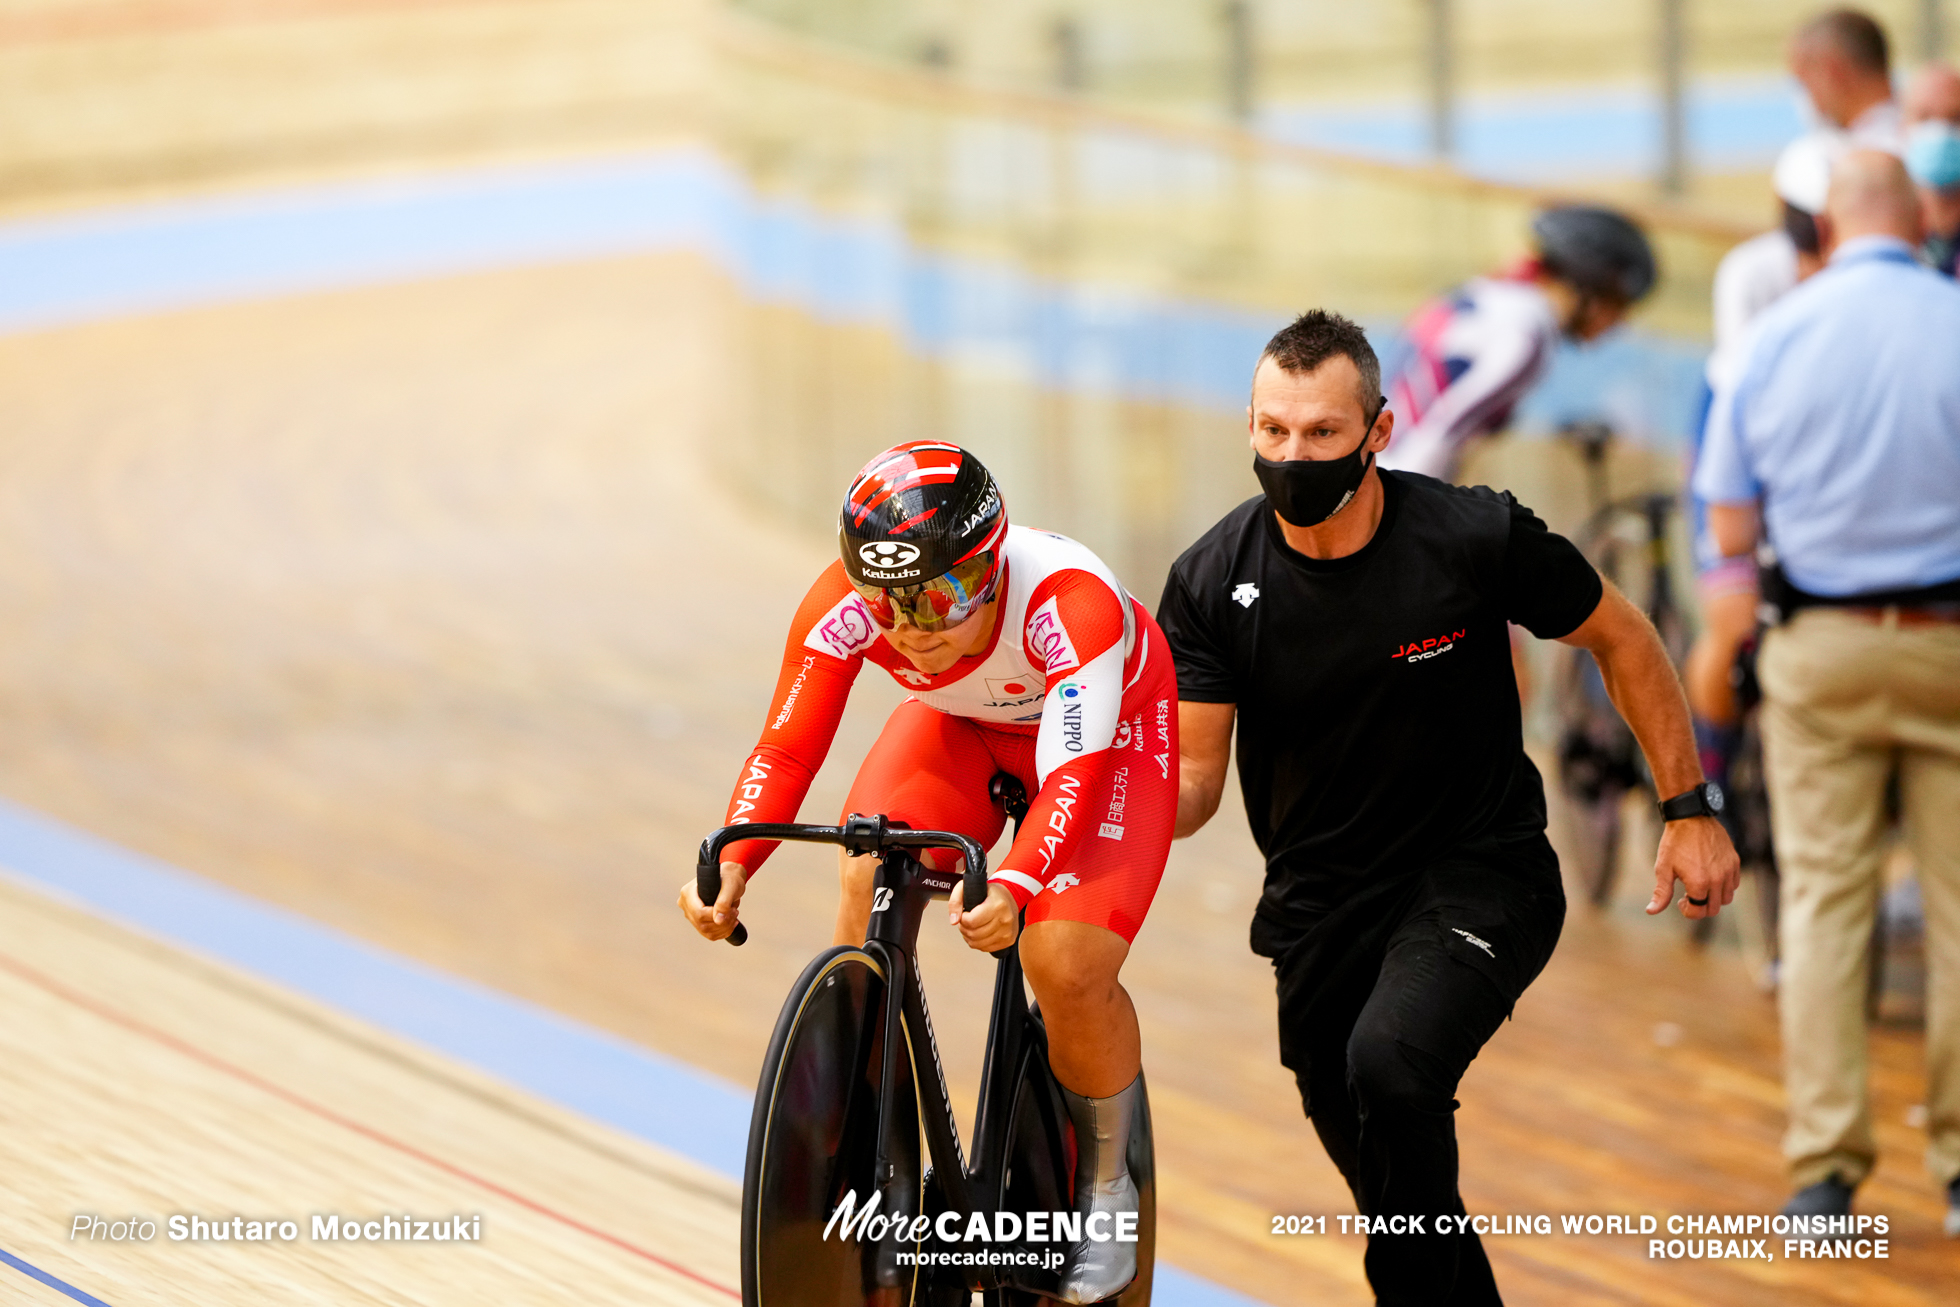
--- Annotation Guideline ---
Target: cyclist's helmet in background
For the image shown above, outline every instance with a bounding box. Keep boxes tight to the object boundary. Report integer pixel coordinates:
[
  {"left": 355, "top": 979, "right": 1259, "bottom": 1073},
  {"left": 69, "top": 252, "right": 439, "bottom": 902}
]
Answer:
[
  {"left": 1531, "top": 205, "right": 1658, "bottom": 305},
  {"left": 840, "top": 441, "right": 1007, "bottom": 632}
]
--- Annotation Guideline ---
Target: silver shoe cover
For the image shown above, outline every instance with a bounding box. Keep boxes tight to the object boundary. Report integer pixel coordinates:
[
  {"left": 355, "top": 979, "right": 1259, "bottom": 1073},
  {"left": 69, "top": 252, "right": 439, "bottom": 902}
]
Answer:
[{"left": 1055, "top": 1075, "right": 1141, "bottom": 1304}]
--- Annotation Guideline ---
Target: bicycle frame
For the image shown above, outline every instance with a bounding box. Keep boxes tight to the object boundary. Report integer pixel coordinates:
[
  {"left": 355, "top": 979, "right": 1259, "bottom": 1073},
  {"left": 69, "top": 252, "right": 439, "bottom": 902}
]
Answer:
[{"left": 698, "top": 814, "right": 1056, "bottom": 1294}]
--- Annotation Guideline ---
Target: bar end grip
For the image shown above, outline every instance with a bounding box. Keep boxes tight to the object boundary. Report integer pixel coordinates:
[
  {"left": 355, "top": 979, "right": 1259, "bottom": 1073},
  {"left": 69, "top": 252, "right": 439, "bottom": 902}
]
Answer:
[
  {"left": 963, "top": 863, "right": 987, "bottom": 914},
  {"left": 697, "top": 855, "right": 748, "bottom": 947}
]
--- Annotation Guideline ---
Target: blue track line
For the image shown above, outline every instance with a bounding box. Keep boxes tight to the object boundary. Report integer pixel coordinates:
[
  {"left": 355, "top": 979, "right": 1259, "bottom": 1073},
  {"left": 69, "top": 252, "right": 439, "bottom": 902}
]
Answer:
[
  {"left": 0, "top": 798, "right": 753, "bottom": 1179},
  {"left": 0, "top": 798, "right": 1269, "bottom": 1307},
  {"left": 0, "top": 1246, "right": 116, "bottom": 1307},
  {"left": 0, "top": 146, "right": 1710, "bottom": 444}
]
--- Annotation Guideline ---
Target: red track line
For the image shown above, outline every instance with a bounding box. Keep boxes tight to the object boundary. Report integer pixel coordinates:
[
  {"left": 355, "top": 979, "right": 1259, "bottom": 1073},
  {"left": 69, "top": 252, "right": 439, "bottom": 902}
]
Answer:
[{"left": 0, "top": 950, "right": 741, "bottom": 1302}]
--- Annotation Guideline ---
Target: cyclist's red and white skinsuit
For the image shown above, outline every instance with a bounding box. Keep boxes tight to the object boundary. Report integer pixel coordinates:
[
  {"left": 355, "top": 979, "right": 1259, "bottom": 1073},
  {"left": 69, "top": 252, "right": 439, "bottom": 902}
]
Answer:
[
  {"left": 1379, "top": 267, "right": 1558, "bottom": 481},
  {"left": 721, "top": 526, "right": 1178, "bottom": 943}
]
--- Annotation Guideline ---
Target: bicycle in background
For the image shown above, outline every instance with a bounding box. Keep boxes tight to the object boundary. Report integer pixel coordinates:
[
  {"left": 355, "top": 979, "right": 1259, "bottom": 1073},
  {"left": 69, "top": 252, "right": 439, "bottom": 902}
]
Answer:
[
  {"left": 1551, "top": 421, "right": 1790, "bottom": 956},
  {"left": 1552, "top": 422, "right": 1692, "bottom": 915}
]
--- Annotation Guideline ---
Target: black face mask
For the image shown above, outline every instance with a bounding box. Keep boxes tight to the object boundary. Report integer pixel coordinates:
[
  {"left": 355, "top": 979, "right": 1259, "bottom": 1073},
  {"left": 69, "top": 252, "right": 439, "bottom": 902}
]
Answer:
[{"left": 1253, "top": 396, "right": 1385, "bottom": 527}]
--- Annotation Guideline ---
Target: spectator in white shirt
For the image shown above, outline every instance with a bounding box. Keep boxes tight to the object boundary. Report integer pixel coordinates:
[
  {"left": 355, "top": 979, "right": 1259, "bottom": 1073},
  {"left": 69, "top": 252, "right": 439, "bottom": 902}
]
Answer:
[{"left": 1684, "top": 136, "right": 1833, "bottom": 733}]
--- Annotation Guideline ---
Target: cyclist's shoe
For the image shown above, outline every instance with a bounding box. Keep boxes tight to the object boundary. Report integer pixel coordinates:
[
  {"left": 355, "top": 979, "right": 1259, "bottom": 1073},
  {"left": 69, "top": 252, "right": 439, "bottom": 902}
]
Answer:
[
  {"left": 1944, "top": 1176, "right": 1960, "bottom": 1239},
  {"left": 1056, "top": 1076, "right": 1141, "bottom": 1305},
  {"left": 1780, "top": 1174, "right": 1855, "bottom": 1218}
]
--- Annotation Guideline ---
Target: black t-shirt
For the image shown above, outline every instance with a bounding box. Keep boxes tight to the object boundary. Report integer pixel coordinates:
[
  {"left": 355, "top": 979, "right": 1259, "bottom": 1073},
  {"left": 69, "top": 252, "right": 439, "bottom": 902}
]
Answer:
[{"left": 1157, "top": 470, "right": 1601, "bottom": 940}]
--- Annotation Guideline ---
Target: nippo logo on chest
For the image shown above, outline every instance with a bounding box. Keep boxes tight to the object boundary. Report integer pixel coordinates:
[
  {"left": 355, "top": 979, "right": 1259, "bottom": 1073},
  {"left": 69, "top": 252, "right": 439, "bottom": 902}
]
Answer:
[{"left": 1393, "top": 628, "right": 1468, "bottom": 663}]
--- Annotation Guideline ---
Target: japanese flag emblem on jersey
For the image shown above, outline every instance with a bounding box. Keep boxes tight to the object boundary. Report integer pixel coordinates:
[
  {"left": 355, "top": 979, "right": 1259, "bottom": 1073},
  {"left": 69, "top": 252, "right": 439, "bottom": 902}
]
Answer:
[
  {"left": 1024, "top": 596, "right": 1081, "bottom": 674},
  {"left": 804, "top": 593, "right": 881, "bottom": 661}
]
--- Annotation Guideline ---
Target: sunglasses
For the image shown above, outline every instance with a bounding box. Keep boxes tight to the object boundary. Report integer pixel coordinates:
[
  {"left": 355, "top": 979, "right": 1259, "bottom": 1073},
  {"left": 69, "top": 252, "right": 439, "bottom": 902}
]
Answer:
[{"left": 851, "top": 552, "right": 999, "bottom": 633}]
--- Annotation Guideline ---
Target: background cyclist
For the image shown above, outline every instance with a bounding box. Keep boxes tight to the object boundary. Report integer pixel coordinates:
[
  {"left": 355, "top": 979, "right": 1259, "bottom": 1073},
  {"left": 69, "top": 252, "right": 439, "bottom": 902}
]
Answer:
[
  {"left": 1376, "top": 204, "right": 1657, "bottom": 484},
  {"left": 677, "top": 441, "right": 1177, "bottom": 1304}
]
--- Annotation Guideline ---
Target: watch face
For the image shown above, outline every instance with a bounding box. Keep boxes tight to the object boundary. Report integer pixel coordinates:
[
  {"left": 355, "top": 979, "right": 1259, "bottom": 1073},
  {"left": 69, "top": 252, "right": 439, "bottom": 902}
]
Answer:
[{"left": 1705, "top": 782, "right": 1726, "bottom": 814}]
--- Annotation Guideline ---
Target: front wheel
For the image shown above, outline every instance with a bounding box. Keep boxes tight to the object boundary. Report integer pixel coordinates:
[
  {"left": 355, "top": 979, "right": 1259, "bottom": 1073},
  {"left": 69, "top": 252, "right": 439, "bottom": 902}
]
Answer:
[{"left": 744, "top": 947, "right": 925, "bottom": 1307}]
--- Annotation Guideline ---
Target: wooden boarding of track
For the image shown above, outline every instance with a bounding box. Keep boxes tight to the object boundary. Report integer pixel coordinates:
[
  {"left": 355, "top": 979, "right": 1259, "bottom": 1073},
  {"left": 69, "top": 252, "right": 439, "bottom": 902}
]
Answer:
[
  {"left": 0, "top": 254, "right": 1950, "bottom": 1305},
  {"left": 0, "top": 873, "right": 740, "bottom": 1307}
]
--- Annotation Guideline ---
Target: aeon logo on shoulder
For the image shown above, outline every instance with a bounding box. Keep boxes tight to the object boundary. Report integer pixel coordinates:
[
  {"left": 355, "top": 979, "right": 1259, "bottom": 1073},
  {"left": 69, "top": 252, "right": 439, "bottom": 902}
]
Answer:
[
  {"left": 1025, "top": 597, "right": 1080, "bottom": 673},
  {"left": 1394, "top": 628, "right": 1468, "bottom": 663},
  {"left": 805, "top": 594, "right": 881, "bottom": 661}
]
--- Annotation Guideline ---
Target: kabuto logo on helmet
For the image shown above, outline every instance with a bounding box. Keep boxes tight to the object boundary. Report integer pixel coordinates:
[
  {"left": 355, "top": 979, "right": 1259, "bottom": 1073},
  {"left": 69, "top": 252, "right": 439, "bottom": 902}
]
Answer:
[{"left": 859, "top": 541, "right": 921, "bottom": 568}]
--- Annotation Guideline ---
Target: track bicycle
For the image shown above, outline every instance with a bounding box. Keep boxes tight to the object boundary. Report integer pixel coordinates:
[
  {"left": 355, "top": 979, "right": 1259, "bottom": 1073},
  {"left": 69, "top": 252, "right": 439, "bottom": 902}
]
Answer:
[
  {"left": 696, "top": 778, "right": 1155, "bottom": 1307},
  {"left": 1723, "top": 635, "right": 1782, "bottom": 987},
  {"left": 1552, "top": 422, "right": 1691, "bottom": 912},
  {"left": 1551, "top": 422, "right": 1786, "bottom": 950}
]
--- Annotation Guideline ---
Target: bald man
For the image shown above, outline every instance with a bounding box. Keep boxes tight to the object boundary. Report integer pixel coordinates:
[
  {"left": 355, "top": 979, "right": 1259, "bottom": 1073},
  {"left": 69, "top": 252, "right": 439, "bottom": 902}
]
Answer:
[
  {"left": 1789, "top": 9, "right": 1901, "bottom": 150},
  {"left": 1905, "top": 63, "right": 1960, "bottom": 275},
  {"left": 1819, "top": 147, "right": 1925, "bottom": 235},
  {"left": 1695, "top": 151, "right": 1960, "bottom": 1235}
]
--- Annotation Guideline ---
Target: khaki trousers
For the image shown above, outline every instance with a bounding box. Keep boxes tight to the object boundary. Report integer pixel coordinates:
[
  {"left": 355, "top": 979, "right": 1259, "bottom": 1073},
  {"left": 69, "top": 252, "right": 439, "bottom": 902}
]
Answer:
[{"left": 1760, "top": 608, "right": 1960, "bottom": 1190}]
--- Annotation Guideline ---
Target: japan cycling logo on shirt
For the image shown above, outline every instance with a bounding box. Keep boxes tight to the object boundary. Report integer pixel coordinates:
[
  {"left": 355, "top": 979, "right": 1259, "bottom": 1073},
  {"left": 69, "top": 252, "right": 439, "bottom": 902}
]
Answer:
[
  {"left": 804, "top": 593, "right": 882, "bottom": 661},
  {"left": 1393, "top": 627, "right": 1468, "bottom": 663},
  {"left": 1024, "top": 597, "right": 1080, "bottom": 674}
]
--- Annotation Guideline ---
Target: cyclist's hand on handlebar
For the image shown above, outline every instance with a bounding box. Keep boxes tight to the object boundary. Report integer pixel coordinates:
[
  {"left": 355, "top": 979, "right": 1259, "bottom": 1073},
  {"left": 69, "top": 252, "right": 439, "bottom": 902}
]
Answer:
[
  {"left": 951, "top": 881, "right": 1019, "bottom": 953},
  {"left": 1648, "top": 816, "right": 1741, "bottom": 921},
  {"left": 680, "top": 862, "right": 748, "bottom": 941}
]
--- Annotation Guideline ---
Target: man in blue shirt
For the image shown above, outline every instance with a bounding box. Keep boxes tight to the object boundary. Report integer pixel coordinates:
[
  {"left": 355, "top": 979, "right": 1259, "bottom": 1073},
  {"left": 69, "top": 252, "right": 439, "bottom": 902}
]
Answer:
[{"left": 1696, "top": 149, "right": 1960, "bottom": 1234}]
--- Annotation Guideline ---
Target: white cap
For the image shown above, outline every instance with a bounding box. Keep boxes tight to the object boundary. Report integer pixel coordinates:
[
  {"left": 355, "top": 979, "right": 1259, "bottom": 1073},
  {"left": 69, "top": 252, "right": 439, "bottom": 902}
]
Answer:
[{"left": 1773, "top": 133, "right": 1836, "bottom": 214}]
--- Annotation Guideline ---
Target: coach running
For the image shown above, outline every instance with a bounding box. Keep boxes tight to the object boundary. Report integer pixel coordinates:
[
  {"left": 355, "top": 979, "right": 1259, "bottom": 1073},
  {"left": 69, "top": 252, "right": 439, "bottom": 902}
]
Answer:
[{"left": 1159, "top": 306, "right": 1739, "bottom": 1304}]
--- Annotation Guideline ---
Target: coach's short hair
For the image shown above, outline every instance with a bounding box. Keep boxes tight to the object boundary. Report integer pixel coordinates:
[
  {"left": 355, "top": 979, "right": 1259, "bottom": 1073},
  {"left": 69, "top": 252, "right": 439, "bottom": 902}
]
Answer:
[
  {"left": 1799, "top": 9, "right": 1890, "bottom": 77},
  {"left": 1257, "top": 310, "right": 1381, "bottom": 407}
]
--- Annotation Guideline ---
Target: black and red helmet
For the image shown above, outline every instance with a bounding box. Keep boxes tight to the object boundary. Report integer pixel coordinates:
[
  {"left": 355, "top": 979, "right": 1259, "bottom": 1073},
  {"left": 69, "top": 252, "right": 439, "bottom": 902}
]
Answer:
[{"left": 840, "top": 441, "right": 1007, "bottom": 631}]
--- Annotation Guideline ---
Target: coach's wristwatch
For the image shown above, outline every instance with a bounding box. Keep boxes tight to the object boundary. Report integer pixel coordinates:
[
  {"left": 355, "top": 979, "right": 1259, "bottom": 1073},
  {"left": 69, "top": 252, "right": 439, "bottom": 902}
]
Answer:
[{"left": 1658, "top": 781, "right": 1725, "bottom": 822}]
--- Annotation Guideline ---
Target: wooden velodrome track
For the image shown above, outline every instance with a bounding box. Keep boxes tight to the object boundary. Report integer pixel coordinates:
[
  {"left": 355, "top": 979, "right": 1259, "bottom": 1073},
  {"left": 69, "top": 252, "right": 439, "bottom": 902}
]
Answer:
[
  {"left": 0, "top": 872, "right": 741, "bottom": 1306},
  {"left": 0, "top": 250, "right": 1948, "bottom": 1305}
]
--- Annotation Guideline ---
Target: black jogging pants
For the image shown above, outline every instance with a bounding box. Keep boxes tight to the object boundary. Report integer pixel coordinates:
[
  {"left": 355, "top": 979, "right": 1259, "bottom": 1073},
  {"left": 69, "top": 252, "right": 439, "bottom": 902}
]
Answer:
[{"left": 1272, "top": 841, "right": 1565, "bottom": 1307}]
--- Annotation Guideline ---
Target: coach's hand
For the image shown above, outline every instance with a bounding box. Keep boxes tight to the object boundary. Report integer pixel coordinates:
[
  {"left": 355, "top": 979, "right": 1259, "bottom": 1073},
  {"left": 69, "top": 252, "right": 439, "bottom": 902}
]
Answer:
[
  {"left": 679, "top": 862, "right": 747, "bottom": 941},
  {"left": 952, "top": 881, "right": 1020, "bottom": 953},
  {"left": 1647, "top": 816, "right": 1741, "bottom": 920}
]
